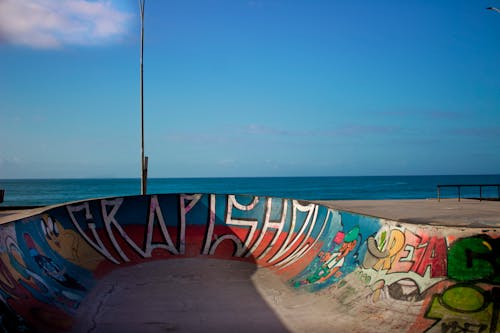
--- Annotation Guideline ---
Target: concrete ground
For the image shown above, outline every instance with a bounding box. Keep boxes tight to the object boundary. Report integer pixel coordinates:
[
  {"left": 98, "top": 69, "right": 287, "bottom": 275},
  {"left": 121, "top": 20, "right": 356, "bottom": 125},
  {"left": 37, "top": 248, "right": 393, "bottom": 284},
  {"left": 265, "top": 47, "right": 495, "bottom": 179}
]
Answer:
[
  {"left": 71, "top": 258, "right": 421, "bottom": 333},
  {"left": 316, "top": 198, "right": 500, "bottom": 228}
]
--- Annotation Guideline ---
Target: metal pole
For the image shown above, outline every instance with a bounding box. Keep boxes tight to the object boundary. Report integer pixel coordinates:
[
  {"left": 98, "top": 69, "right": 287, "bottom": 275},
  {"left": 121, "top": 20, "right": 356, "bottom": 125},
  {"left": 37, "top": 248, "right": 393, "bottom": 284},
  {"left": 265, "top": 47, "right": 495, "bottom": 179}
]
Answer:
[{"left": 139, "top": 0, "right": 147, "bottom": 195}]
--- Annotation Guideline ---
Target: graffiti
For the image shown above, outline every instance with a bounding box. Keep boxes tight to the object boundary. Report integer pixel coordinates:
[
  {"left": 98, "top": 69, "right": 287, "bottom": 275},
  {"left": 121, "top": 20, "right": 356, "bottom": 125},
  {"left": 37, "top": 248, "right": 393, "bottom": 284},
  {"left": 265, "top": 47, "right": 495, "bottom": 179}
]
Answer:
[
  {"left": 65, "top": 194, "right": 333, "bottom": 269},
  {"left": 363, "top": 228, "right": 447, "bottom": 279},
  {"left": 421, "top": 235, "right": 500, "bottom": 333},
  {"left": 1, "top": 193, "right": 499, "bottom": 333},
  {"left": 290, "top": 211, "right": 381, "bottom": 291},
  {"left": 362, "top": 276, "right": 431, "bottom": 303},
  {"left": 358, "top": 226, "right": 448, "bottom": 303},
  {"left": 40, "top": 214, "right": 102, "bottom": 271},
  {"left": 16, "top": 232, "right": 88, "bottom": 310},
  {"left": 448, "top": 235, "right": 500, "bottom": 284},
  {"left": 23, "top": 233, "right": 85, "bottom": 292},
  {"left": 0, "top": 223, "right": 91, "bottom": 331},
  {"left": 425, "top": 284, "right": 500, "bottom": 333},
  {"left": 357, "top": 231, "right": 500, "bottom": 331},
  {"left": 67, "top": 196, "right": 181, "bottom": 264},
  {"left": 363, "top": 228, "right": 405, "bottom": 271},
  {"left": 440, "top": 322, "right": 487, "bottom": 333},
  {"left": 207, "top": 196, "right": 333, "bottom": 268},
  {"left": 294, "top": 226, "right": 359, "bottom": 286},
  {"left": 0, "top": 227, "right": 27, "bottom": 301},
  {"left": 387, "top": 278, "right": 428, "bottom": 302}
]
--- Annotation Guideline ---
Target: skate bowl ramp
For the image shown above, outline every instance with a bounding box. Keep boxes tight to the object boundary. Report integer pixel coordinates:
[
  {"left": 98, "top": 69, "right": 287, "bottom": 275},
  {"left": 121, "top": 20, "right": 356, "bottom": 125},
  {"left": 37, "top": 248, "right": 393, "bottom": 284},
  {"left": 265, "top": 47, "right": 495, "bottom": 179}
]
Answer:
[{"left": 0, "top": 193, "right": 499, "bottom": 332}]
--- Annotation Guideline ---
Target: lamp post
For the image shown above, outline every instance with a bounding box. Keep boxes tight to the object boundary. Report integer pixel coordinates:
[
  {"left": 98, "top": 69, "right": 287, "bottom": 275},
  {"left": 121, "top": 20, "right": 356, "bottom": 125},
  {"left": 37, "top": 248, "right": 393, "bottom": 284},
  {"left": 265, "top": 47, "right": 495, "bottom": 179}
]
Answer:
[{"left": 139, "top": 0, "right": 148, "bottom": 195}]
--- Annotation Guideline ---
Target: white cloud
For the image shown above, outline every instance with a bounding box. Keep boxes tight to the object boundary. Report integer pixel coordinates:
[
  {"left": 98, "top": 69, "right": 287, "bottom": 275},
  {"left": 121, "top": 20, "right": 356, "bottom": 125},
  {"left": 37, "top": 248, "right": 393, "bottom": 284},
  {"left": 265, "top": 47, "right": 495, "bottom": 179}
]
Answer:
[{"left": 0, "top": 0, "right": 132, "bottom": 49}]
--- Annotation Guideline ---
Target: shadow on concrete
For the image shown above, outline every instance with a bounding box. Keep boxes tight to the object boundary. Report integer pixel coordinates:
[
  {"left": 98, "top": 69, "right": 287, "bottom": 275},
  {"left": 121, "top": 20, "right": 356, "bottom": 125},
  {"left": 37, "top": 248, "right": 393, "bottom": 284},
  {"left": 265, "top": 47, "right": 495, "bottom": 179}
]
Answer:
[{"left": 72, "top": 258, "right": 290, "bottom": 333}]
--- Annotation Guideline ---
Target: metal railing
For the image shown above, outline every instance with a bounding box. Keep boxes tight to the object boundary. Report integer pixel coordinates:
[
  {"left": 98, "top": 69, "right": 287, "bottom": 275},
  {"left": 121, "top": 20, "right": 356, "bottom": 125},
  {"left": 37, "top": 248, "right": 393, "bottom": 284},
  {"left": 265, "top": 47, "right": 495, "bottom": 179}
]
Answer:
[{"left": 437, "top": 184, "right": 500, "bottom": 202}]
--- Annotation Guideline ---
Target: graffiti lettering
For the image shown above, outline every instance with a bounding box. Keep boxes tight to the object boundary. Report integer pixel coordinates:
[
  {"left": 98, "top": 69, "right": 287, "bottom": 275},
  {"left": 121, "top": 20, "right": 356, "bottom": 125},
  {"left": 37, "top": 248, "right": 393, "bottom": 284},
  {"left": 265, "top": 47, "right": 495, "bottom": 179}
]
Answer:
[
  {"left": 425, "top": 284, "right": 499, "bottom": 333},
  {"left": 412, "top": 236, "right": 447, "bottom": 278},
  {"left": 208, "top": 195, "right": 260, "bottom": 257},
  {"left": 67, "top": 195, "right": 331, "bottom": 269},
  {"left": 448, "top": 235, "right": 500, "bottom": 284},
  {"left": 205, "top": 196, "right": 332, "bottom": 269},
  {"left": 364, "top": 229, "right": 405, "bottom": 271},
  {"left": 364, "top": 229, "right": 447, "bottom": 279},
  {"left": 441, "top": 321, "right": 487, "bottom": 333},
  {"left": 68, "top": 195, "right": 182, "bottom": 264},
  {"left": 266, "top": 200, "right": 324, "bottom": 268},
  {"left": 67, "top": 202, "right": 120, "bottom": 264}
]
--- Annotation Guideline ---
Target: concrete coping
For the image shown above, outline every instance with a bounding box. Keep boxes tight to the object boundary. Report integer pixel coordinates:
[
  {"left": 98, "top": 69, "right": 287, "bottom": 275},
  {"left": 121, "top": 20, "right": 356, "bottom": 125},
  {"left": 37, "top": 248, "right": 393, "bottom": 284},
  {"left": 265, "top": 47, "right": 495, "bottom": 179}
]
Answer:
[{"left": 2, "top": 197, "right": 499, "bottom": 229}]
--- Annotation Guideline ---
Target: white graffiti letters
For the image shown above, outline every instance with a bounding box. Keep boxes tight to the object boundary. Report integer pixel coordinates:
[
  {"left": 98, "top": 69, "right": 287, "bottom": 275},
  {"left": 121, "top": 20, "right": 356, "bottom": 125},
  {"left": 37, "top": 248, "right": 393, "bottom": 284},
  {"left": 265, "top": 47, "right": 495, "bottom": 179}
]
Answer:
[
  {"left": 67, "top": 195, "right": 181, "bottom": 264},
  {"left": 66, "top": 195, "right": 330, "bottom": 267}
]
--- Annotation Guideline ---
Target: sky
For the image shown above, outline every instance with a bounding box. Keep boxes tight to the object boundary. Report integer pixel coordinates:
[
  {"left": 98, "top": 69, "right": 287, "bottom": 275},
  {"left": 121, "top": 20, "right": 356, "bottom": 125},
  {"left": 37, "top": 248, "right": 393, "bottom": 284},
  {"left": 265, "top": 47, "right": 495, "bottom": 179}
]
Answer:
[{"left": 0, "top": 0, "right": 500, "bottom": 179}]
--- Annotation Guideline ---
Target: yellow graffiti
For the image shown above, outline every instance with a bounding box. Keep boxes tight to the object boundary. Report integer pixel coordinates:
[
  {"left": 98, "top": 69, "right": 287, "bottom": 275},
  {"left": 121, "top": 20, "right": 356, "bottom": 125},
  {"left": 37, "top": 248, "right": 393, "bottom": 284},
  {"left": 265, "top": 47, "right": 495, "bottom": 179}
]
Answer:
[
  {"left": 372, "top": 229, "right": 405, "bottom": 271},
  {"left": 483, "top": 241, "right": 493, "bottom": 251},
  {"left": 41, "top": 215, "right": 103, "bottom": 271}
]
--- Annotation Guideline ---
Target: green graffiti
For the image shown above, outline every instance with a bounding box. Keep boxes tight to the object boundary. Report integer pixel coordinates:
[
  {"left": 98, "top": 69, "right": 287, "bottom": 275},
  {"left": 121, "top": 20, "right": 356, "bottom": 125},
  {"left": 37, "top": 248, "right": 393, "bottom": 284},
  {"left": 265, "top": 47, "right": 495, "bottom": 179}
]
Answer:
[
  {"left": 378, "top": 230, "right": 387, "bottom": 250},
  {"left": 441, "top": 285, "right": 485, "bottom": 312},
  {"left": 305, "top": 266, "right": 332, "bottom": 284},
  {"left": 448, "top": 236, "right": 500, "bottom": 284},
  {"left": 293, "top": 226, "right": 360, "bottom": 288},
  {"left": 425, "top": 284, "right": 498, "bottom": 333},
  {"left": 344, "top": 226, "right": 360, "bottom": 243}
]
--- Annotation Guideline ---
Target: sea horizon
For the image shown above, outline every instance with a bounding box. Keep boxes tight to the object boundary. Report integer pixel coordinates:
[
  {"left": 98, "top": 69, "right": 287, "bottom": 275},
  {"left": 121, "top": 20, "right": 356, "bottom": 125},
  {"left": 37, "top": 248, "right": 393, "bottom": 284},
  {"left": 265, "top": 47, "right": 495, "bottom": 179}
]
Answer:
[
  {"left": 2, "top": 173, "right": 500, "bottom": 181},
  {"left": 1, "top": 174, "right": 499, "bottom": 207}
]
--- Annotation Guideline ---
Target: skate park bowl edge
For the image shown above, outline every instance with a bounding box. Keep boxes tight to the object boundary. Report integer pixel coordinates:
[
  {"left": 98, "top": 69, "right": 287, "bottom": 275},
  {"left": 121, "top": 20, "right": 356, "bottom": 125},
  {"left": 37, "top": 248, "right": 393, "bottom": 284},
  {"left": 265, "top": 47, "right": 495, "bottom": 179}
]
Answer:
[{"left": 0, "top": 193, "right": 499, "bottom": 332}]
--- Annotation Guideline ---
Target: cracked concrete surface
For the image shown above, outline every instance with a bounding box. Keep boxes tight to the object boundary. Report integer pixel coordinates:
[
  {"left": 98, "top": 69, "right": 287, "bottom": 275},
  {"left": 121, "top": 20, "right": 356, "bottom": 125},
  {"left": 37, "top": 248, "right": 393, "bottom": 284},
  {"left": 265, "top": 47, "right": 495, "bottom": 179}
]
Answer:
[
  {"left": 72, "top": 259, "right": 290, "bottom": 333},
  {"left": 86, "top": 284, "right": 116, "bottom": 333},
  {"left": 71, "top": 258, "right": 424, "bottom": 333}
]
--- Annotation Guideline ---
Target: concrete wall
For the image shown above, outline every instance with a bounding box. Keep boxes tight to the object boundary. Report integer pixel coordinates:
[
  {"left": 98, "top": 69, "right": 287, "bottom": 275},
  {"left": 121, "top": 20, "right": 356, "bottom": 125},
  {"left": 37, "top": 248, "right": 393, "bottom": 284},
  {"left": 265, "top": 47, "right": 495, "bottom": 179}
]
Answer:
[{"left": 0, "top": 194, "right": 498, "bottom": 332}]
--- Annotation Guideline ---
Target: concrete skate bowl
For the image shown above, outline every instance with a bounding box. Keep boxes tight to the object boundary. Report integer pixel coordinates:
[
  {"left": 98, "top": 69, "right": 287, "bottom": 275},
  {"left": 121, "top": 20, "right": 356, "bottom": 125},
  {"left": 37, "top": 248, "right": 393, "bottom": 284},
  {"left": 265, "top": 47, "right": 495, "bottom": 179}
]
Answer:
[{"left": 0, "top": 193, "right": 499, "bottom": 333}]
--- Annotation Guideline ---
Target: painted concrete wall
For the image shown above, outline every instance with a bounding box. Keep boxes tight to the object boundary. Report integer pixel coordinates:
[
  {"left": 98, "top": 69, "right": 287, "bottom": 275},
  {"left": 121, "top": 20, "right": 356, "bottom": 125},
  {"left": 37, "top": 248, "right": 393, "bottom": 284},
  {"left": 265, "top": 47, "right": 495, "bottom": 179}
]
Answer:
[{"left": 0, "top": 194, "right": 498, "bottom": 332}]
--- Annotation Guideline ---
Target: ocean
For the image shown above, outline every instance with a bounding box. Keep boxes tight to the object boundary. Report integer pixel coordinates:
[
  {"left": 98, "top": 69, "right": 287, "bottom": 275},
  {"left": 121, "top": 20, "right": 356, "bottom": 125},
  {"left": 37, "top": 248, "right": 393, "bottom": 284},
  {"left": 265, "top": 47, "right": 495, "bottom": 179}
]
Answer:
[{"left": 1, "top": 175, "right": 499, "bottom": 207}]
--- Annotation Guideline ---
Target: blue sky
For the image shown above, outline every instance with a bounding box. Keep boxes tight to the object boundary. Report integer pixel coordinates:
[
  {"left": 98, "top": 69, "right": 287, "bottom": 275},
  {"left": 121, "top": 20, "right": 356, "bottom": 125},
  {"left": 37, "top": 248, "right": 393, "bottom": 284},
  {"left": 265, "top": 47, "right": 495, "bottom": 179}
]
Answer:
[{"left": 1, "top": 0, "right": 499, "bottom": 178}]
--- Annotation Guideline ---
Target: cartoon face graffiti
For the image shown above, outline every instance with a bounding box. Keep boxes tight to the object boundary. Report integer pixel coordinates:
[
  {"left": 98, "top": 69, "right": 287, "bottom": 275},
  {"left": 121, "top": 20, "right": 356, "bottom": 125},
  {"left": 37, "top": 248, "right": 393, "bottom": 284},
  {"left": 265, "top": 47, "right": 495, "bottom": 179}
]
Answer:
[{"left": 40, "top": 215, "right": 102, "bottom": 271}]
